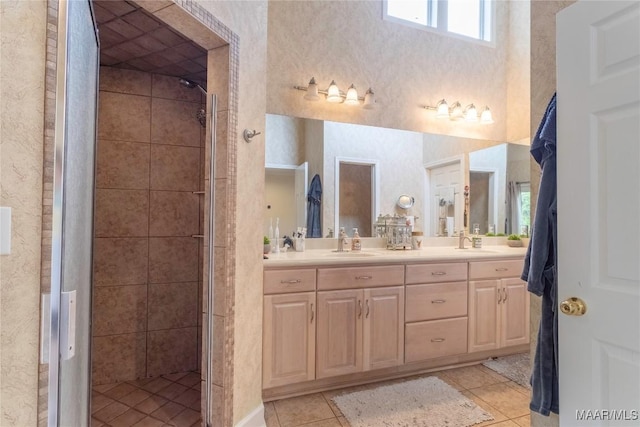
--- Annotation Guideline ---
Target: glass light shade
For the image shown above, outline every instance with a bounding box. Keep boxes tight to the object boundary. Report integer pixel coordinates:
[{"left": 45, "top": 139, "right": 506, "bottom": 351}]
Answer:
[
  {"left": 303, "top": 77, "right": 320, "bottom": 101},
  {"left": 326, "top": 80, "right": 342, "bottom": 103},
  {"left": 465, "top": 104, "right": 478, "bottom": 122},
  {"left": 363, "top": 88, "right": 375, "bottom": 109},
  {"left": 435, "top": 99, "right": 449, "bottom": 118},
  {"left": 450, "top": 102, "right": 463, "bottom": 119},
  {"left": 480, "top": 106, "right": 494, "bottom": 123},
  {"left": 344, "top": 84, "right": 359, "bottom": 105}
]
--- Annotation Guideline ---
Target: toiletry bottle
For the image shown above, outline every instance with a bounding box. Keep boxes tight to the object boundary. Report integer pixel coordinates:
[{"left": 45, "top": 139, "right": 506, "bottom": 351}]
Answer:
[
  {"left": 351, "top": 228, "right": 361, "bottom": 251},
  {"left": 274, "top": 217, "right": 280, "bottom": 254},
  {"left": 269, "top": 217, "right": 274, "bottom": 241}
]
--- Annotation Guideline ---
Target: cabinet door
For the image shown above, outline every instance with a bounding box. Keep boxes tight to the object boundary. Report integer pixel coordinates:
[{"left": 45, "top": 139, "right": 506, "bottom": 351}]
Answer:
[
  {"left": 263, "top": 292, "right": 315, "bottom": 388},
  {"left": 468, "top": 280, "right": 500, "bottom": 352},
  {"left": 500, "top": 278, "right": 530, "bottom": 347},
  {"left": 316, "top": 289, "right": 363, "bottom": 379},
  {"left": 363, "top": 286, "right": 405, "bottom": 371}
]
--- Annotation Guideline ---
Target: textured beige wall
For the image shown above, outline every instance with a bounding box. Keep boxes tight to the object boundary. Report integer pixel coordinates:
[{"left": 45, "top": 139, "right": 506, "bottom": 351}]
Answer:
[
  {"left": 529, "top": 1, "right": 576, "bottom": 425},
  {"left": 507, "top": 0, "right": 531, "bottom": 142},
  {"left": 196, "top": 1, "right": 269, "bottom": 424},
  {"left": 267, "top": 0, "right": 517, "bottom": 141},
  {"left": 0, "top": 1, "right": 46, "bottom": 425}
]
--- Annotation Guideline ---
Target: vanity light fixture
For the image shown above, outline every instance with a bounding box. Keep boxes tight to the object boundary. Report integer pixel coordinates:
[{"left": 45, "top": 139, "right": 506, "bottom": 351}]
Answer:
[
  {"left": 294, "top": 77, "right": 376, "bottom": 108},
  {"left": 424, "top": 99, "right": 494, "bottom": 124}
]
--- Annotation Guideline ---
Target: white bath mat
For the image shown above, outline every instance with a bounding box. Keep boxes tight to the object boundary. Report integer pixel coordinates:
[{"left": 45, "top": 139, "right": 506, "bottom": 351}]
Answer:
[
  {"left": 332, "top": 376, "right": 494, "bottom": 427},
  {"left": 482, "top": 352, "right": 531, "bottom": 389}
]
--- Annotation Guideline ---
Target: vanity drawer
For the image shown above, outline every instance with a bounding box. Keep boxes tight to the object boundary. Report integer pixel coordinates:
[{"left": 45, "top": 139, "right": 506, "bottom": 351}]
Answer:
[
  {"left": 405, "top": 262, "right": 467, "bottom": 284},
  {"left": 264, "top": 269, "right": 316, "bottom": 294},
  {"left": 405, "top": 282, "right": 468, "bottom": 322},
  {"left": 317, "top": 265, "right": 404, "bottom": 291},
  {"left": 405, "top": 317, "right": 468, "bottom": 363},
  {"left": 469, "top": 259, "right": 524, "bottom": 280}
]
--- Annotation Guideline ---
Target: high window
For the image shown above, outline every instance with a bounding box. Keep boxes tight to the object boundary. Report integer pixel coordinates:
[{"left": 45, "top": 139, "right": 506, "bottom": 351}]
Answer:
[{"left": 384, "top": 0, "right": 494, "bottom": 43}]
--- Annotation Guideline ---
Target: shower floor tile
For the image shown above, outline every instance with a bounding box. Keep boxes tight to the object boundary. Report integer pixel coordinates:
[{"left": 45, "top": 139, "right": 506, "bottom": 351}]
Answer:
[{"left": 92, "top": 371, "right": 201, "bottom": 427}]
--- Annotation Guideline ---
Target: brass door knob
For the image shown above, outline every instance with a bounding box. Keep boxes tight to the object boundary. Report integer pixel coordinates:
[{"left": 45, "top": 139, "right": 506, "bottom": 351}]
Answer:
[{"left": 560, "top": 297, "right": 587, "bottom": 316}]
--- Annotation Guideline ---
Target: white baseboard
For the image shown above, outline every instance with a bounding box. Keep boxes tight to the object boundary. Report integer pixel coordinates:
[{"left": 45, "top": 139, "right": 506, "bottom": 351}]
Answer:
[{"left": 235, "top": 403, "right": 265, "bottom": 427}]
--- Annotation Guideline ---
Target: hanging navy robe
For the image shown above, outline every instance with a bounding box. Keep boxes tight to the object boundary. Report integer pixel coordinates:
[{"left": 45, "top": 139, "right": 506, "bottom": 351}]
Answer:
[
  {"left": 306, "top": 174, "right": 322, "bottom": 238},
  {"left": 522, "top": 93, "right": 559, "bottom": 416}
]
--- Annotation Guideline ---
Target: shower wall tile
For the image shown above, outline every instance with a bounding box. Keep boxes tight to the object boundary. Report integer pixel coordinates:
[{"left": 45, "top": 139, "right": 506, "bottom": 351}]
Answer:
[
  {"left": 152, "top": 73, "right": 202, "bottom": 102},
  {"left": 148, "top": 282, "right": 198, "bottom": 330},
  {"left": 96, "top": 139, "right": 150, "bottom": 189},
  {"left": 148, "top": 237, "right": 199, "bottom": 283},
  {"left": 149, "top": 191, "right": 199, "bottom": 237},
  {"left": 99, "top": 66, "right": 152, "bottom": 96},
  {"left": 212, "top": 247, "right": 227, "bottom": 316},
  {"left": 94, "top": 189, "right": 149, "bottom": 237},
  {"left": 92, "top": 333, "right": 147, "bottom": 385},
  {"left": 211, "top": 315, "right": 225, "bottom": 386},
  {"left": 214, "top": 110, "right": 228, "bottom": 179},
  {"left": 93, "top": 285, "right": 148, "bottom": 336},
  {"left": 149, "top": 144, "right": 200, "bottom": 191},
  {"left": 147, "top": 328, "right": 198, "bottom": 377},
  {"left": 151, "top": 98, "right": 201, "bottom": 147},
  {"left": 213, "top": 179, "right": 228, "bottom": 247},
  {"left": 207, "top": 45, "right": 229, "bottom": 111},
  {"left": 98, "top": 92, "right": 151, "bottom": 142},
  {"left": 94, "top": 237, "right": 148, "bottom": 286}
]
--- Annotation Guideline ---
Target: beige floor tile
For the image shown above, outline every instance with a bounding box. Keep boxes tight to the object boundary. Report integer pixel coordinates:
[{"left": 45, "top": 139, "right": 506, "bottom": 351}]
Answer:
[
  {"left": 119, "top": 388, "right": 153, "bottom": 407},
  {"left": 273, "top": 393, "right": 336, "bottom": 427},
  {"left": 503, "top": 380, "right": 531, "bottom": 397},
  {"left": 176, "top": 372, "right": 201, "bottom": 387},
  {"left": 91, "top": 417, "right": 105, "bottom": 427},
  {"left": 468, "top": 382, "right": 530, "bottom": 419},
  {"left": 135, "top": 395, "right": 169, "bottom": 415},
  {"left": 93, "top": 401, "right": 130, "bottom": 423},
  {"left": 485, "top": 421, "right": 519, "bottom": 427},
  {"left": 460, "top": 390, "right": 509, "bottom": 427},
  {"left": 94, "top": 383, "right": 119, "bottom": 393},
  {"left": 92, "top": 393, "right": 116, "bottom": 413},
  {"left": 264, "top": 401, "right": 280, "bottom": 427},
  {"left": 156, "top": 382, "right": 189, "bottom": 400},
  {"left": 150, "top": 401, "right": 186, "bottom": 422},
  {"left": 478, "top": 364, "right": 516, "bottom": 383},
  {"left": 513, "top": 414, "right": 531, "bottom": 427},
  {"left": 166, "top": 408, "right": 200, "bottom": 427},
  {"left": 442, "top": 365, "right": 507, "bottom": 390},
  {"left": 109, "top": 408, "right": 147, "bottom": 427},
  {"left": 104, "top": 382, "right": 139, "bottom": 400},
  {"left": 337, "top": 416, "right": 349, "bottom": 426},
  {"left": 141, "top": 377, "right": 173, "bottom": 394},
  {"left": 301, "top": 418, "right": 342, "bottom": 427},
  {"left": 132, "top": 416, "right": 166, "bottom": 427}
]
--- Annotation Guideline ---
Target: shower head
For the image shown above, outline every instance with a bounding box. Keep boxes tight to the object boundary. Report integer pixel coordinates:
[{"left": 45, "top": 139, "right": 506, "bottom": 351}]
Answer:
[{"left": 179, "top": 78, "right": 207, "bottom": 96}]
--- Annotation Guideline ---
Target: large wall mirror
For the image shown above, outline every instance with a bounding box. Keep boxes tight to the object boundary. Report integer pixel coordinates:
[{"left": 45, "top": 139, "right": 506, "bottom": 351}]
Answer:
[{"left": 265, "top": 114, "right": 530, "bottom": 239}]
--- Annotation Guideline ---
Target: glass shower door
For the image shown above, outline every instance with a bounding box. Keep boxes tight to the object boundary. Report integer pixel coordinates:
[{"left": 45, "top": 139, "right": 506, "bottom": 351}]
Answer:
[{"left": 47, "top": 0, "right": 99, "bottom": 425}]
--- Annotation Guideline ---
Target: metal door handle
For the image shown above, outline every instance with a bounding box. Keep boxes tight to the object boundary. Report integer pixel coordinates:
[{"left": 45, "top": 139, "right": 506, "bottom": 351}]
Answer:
[{"left": 560, "top": 297, "right": 587, "bottom": 316}]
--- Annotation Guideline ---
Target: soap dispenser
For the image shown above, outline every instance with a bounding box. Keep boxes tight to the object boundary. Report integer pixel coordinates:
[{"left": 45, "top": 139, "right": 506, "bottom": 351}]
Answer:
[{"left": 351, "top": 228, "right": 361, "bottom": 251}]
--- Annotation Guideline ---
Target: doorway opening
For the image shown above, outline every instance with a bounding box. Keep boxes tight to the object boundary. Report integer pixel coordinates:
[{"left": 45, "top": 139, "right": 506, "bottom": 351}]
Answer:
[{"left": 335, "top": 158, "right": 379, "bottom": 238}]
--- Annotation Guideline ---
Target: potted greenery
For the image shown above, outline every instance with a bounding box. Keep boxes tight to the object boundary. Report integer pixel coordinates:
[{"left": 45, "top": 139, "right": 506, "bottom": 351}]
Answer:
[
  {"left": 263, "top": 236, "right": 271, "bottom": 254},
  {"left": 507, "top": 234, "right": 523, "bottom": 247}
]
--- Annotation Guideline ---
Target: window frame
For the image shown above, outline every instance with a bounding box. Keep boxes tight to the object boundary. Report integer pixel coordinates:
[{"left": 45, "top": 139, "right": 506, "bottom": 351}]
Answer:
[{"left": 382, "top": 0, "right": 496, "bottom": 47}]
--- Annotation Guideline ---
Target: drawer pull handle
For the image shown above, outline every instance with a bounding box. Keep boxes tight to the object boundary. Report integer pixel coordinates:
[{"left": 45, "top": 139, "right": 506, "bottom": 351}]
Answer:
[
  {"left": 497, "top": 288, "right": 503, "bottom": 304},
  {"left": 310, "top": 303, "right": 314, "bottom": 323},
  {"left": 365, "top": 299, "right": 370, "bottom": 318},
  {"left": 503, "top": 288, "right": 508, "bottom": 302},
  {"left": 356, "top": 275, "right": 372, "bottom": 280},
  {"left": 431, "top": 272, "right": 447, "bottom": 276},
  {"left": 431, "top": 338, "right": 446, "bottom": 343},
  {"left": 431, "top": 299, "right": 446, "bottom": 304},
  {"left": 358, "top": 300, "right": 363, "bottom": 318},
  {"left": 280, "top": 279, "right": 302, "bottom": 284},
  {"left": 495, "top": 268, "right": 509, "bottom": 272}
]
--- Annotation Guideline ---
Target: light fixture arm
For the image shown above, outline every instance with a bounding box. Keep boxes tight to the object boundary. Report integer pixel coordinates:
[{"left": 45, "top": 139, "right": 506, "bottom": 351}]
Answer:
[{"left": 294, "top": 85, "right": 370, "bottom": 102}]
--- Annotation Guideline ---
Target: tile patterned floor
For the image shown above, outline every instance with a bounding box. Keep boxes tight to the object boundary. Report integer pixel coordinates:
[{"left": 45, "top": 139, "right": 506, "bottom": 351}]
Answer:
[
  {"left": 265, "top": 364, "right": 532, "bottom": 427},
  {"left": 91, "top": 371, "right": 202, "bottom": 427}
]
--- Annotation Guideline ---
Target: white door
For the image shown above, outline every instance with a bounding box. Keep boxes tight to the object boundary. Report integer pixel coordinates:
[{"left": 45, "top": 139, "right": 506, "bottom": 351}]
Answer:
[
  {"left": 295, "top": 161, "right": 308, "bottom": 230},
  {"left": 557, "top": 1, "right": 640, "bottom": 424},
  {"left": 429, "top": 162, "right": 463, "bottom": 235}
]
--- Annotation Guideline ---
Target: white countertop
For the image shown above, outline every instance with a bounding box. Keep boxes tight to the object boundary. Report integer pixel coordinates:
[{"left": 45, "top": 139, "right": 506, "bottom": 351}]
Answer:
[{"left": 263, "top": 244, "right": 527, "bottom": 268}]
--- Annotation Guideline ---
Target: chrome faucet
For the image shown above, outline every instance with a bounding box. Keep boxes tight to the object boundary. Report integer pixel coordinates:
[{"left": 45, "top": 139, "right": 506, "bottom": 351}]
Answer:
[{"left": 458, "top": 229, "right": 473, "bottom": 249}]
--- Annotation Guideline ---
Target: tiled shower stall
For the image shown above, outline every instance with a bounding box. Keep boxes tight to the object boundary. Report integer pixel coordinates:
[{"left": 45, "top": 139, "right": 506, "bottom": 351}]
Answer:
[{"left": 92, "top": 66, "right": 206, "bottom": 385}]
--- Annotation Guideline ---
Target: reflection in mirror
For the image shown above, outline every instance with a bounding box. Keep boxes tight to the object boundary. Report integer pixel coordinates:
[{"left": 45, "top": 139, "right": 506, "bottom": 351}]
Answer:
[
  {"left": 397, "top": 195, "right": 415, "bottom": 209},
  {"left": 336, "top": 160, "right": 378, "bottom": 237},
  {"left": 264, "top": 114, "right": 530, "bottom": 238}
]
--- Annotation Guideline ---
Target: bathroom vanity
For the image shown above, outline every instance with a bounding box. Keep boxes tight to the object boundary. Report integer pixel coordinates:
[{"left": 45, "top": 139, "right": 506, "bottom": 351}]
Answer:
[{"left": 262, "top": 245, "right": 529, "bottom": 400}]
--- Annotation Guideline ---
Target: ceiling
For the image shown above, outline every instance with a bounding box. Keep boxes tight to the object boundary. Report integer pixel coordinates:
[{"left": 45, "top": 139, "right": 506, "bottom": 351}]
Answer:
[{"left": 93, "top": 0, "right": 208, "bottom": 84}]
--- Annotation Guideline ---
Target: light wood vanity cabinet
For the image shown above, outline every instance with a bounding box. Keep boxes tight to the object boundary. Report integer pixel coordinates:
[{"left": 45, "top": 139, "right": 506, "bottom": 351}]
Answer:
[
  {"left": 316, "top": 266, "right": 405, "bottom": 379},
  {"left": 404, "top": 262, "right": 469, "bottom": 363},
  {"left": 468, "top": 260, "right": 530, "bottom": 353},
  {"left": 263, "top": 269, "right": 317, "bottom": 388}
]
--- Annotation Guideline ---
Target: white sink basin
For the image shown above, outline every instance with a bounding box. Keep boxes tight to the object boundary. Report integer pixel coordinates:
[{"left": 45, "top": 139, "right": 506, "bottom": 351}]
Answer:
[{"left": 324, "top": 251, "right": 378, "bottom": 257}]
